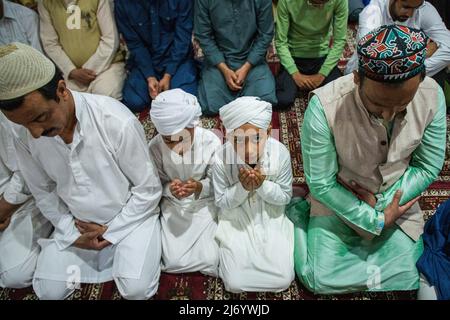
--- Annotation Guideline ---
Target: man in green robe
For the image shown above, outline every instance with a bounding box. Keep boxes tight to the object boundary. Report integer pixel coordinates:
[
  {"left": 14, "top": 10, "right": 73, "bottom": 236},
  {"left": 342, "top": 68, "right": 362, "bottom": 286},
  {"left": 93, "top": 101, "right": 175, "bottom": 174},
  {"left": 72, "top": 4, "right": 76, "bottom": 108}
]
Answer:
[
  {"left": 288, "top": 25, "right": 447, "bottom": 294},
  {"left": 194, "top": 0, "right": 277, "bottom": 116}
]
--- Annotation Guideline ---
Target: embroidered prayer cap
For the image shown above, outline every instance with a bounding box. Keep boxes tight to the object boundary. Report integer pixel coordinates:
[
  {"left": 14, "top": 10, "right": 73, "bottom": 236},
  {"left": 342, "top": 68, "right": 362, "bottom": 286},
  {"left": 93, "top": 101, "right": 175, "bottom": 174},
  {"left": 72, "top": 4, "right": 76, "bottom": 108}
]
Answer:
[
  {"left": 357, "top": 25, "right": 428, "bottom": 83},
  {"left": 0, "top": 42, "right": 56, "bottom": 100}
]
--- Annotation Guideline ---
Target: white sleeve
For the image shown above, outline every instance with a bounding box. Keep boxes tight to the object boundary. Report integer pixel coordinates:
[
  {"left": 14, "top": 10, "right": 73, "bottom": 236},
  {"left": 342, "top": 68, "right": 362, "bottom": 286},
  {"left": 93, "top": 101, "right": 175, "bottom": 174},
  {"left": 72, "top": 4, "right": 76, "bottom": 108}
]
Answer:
[
  {"left": 148, "top": 137, "right": 176, "bottom": 200},
  {"left": 37, "top": 0, "right": 77, "bottom": 78},
  {"left": 102, "top": 118, "right": 162, "bottom": 244},
  {"left": 212, "top": 153, "right": 249, "bottom": 210},
  {"left": 420, "top": 4, "right": 450, "bottom": 77},
  {"left": 256, "top": 148, "right": 293, "bottom": 206},
  {"left": 13, "top": 135, "right": 80, "bottom": 250},
  {"left": 357, "top": 4, "right": 383, "bottom": 41},
  {"left": 82, "top": 0, "right": 120, "bottom": 74}
]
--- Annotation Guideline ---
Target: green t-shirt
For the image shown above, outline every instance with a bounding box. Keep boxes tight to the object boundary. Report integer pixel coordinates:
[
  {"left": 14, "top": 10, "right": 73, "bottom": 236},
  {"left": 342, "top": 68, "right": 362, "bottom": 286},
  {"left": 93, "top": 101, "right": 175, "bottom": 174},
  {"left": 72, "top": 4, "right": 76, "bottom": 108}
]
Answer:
[{"left": 275, "top": 0, "right": 348, "bottom": 76}]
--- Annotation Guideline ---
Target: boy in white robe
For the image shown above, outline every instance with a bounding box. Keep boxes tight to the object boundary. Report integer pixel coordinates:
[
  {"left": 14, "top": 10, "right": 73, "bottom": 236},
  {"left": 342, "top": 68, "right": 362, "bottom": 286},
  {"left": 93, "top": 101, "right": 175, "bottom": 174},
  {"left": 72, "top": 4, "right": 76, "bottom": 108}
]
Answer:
[
  {"left": 213, "top": 97, "right": 294, "bottom": 293},
  {"left": 0, "top": 43, "right": 163, "bottom": 300},
  {"left": 149, "top": 89, "right": 220, "bottom": 276},
  {"left": 0, "top": 114, "right": 52, "bottom": 289}
]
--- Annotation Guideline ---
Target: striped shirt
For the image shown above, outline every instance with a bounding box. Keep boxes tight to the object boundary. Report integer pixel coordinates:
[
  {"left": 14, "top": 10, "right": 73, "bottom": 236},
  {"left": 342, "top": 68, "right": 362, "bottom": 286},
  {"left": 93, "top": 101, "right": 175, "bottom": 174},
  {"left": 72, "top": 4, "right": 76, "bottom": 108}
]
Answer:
[{"left": 0, "top": 0, "right": 42, "bottom": 52}]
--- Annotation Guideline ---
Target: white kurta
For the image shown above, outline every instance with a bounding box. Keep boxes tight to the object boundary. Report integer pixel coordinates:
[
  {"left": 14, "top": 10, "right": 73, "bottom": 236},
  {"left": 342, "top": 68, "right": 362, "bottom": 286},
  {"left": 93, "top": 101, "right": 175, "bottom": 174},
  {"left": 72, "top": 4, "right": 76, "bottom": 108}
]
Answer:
[
  {"left": 12, "top": 91, "right": 163, "bottom": 284},
  {"left": 149, "top": 127, "right": 221, "bottom": 276},
  {"left": 0, "top": 114, "right": 51, "bottom": 287},
  {"left": 345, "top": 0, "right": 450, "bottom": 76},
  {"left": 212, "top": 137, "right": 295, "bottom": 293}
]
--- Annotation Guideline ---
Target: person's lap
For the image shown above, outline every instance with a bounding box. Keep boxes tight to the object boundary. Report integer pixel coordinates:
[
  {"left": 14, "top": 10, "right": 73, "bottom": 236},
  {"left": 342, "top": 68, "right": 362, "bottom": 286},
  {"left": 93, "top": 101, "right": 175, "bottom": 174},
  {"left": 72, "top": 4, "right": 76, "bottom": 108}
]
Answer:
[
  {"left": 198, "top": 62, "right": 277, "bottom": 116},
  {"left": 122, "top": 59, "right": 198, "bottom": 113}
]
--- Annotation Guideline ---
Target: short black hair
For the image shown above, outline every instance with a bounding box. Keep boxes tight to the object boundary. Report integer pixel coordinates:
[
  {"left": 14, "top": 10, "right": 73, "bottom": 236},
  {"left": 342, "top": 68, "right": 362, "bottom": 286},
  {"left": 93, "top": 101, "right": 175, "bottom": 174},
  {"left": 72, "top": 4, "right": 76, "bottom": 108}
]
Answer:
[
  {"left": 359, "top": 69, "right": 426, "bottom": 87},
  {"left": 0, "top": 66, "right": 63, "bottom": 111}
]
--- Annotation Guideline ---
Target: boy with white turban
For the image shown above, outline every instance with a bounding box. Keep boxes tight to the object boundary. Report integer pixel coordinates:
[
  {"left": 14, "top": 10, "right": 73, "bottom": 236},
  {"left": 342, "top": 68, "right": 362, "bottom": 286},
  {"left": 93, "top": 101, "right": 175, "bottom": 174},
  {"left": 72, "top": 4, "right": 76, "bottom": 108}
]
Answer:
[
  {"left": 213, "top": 97, "right": 294, "bottom": 293},
  {"left": 149, "top": 89, "right": 221, "bottom": 276}
]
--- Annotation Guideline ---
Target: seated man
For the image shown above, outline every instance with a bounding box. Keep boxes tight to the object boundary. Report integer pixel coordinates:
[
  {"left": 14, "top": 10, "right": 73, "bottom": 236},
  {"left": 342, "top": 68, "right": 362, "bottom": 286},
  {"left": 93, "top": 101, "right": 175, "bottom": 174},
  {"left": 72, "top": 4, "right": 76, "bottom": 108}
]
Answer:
[
  {"left": 289, "top": 25, "right": 446, "bottom": 294},
  {"left": 38, "top": 0, "right": 126, "bottom": 100},
  {"left": 345, "top": 0, "right": 450, "bottom": 89},
  {"left": 275, "top": 0, "right": 348, "bottom": 109},
  {"left": 0, "top": 0, "right": 42, "bottom": 51},
  {"left": 0, "top": 114, "right": 52, "bottom": 289},
  {"left": 149, "top": 89, "right": 221, "bottom": 276},
  {"left": 194, "top": 0, "right": 277, "bottom": 115},
  {"left": 213, "top": 97, "right": 294, "bottom": 293},
  {"left": 115, "top": 0, "right": 198, "bottom": 113},
  {"left": 0, "top": 43, "right": 163, "bottom": 300}
]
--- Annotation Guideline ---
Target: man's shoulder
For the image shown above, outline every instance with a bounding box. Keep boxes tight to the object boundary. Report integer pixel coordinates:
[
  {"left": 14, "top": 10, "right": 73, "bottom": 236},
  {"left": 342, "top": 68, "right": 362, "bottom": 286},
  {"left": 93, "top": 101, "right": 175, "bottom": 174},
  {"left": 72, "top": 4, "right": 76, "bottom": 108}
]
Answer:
[
  {"left": 5, "top": 0, "right": 38, "bottom": 18},
  {"left": 81, "top": 92, "right": 135, "bottom": 122},
  {"left": 76, "top": 92, "right": 137, "bottom": 135},
  {"left": 359, "top": 0, "right": 385, "bottom": 19},
  {"left": 312, "top": 74, "right": 356, "bottom": 106},
  {"left": 267, "top": 137, "right": 290, "bottom": 158}
]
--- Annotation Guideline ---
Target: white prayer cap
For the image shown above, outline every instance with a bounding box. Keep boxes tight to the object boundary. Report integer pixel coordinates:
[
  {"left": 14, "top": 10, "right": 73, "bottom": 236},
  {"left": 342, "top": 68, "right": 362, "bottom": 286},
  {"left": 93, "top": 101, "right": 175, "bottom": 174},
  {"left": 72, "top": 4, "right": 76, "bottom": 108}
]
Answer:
[
  {"left": 150, "top": 89, "right": 202, "bottom": 136},
  {"left": 220, "top": 97, "right": 272, "bottom": 133},
  {"left": 0, "top": 43, "right": 55, "bottom": 100}
]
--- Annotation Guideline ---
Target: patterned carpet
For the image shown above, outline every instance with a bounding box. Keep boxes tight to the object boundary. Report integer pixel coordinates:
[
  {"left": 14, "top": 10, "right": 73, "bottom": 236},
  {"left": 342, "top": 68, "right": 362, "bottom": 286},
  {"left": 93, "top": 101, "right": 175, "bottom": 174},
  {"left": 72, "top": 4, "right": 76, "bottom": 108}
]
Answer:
[{"left": 2, "top": 23, "right": 449, "bottom": 300}]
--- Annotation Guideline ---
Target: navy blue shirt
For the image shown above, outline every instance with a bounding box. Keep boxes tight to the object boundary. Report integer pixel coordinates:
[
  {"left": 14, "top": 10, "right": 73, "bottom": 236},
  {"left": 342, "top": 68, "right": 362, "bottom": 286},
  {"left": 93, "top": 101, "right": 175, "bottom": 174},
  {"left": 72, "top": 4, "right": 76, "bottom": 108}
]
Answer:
[{"left": 115, "top": 0, "right": 194, "bottom": 78}]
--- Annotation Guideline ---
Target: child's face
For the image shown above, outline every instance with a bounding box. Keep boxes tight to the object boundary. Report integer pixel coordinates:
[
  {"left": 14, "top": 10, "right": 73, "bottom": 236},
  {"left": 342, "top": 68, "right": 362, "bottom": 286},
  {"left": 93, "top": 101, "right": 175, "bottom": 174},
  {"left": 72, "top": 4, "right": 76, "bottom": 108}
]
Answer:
[
  {"left": 231, "top": 123, "right": 270, "bottom": 166},
  {"left": 162, "top": 127, "right": 195, "bottom": 155}
]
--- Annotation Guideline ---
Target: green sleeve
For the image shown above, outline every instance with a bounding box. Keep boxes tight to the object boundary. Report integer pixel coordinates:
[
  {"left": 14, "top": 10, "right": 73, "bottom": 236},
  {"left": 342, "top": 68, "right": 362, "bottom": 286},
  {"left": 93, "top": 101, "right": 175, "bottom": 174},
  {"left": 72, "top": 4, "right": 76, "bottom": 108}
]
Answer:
[
  {"left": 319, "top": 0, "right": 348, "bottom": 77},
  {"left": 275, "top": 0, "right": 298, "bottom": 75},
  {"left": 302, "top": 95, "right": 384, "bottom": 236},
  {"left": 377, "top": 88, "right": 447, "bottom": 210}
]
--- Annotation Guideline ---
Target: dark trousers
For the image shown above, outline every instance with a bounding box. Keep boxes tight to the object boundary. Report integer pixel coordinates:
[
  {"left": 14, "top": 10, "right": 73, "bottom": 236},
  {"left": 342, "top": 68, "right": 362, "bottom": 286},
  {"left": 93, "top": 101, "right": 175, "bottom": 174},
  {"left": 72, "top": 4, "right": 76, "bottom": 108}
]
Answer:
[{"left": 275, "top": 56, "right": 342, "bottom": 110}]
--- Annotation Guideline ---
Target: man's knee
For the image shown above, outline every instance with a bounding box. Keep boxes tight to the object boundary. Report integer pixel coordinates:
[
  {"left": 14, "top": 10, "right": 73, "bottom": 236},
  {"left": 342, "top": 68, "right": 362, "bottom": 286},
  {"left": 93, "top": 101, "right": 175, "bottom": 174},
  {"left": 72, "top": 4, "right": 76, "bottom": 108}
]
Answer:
[
  {"left": 114, "top": 275, "right": 159, "bottom": 300},
  {"left": 0, "top": 251, "right": 39, "bottom": 289},
  {"left": 33, "top": 278, "right": 74, "bottom": 300},
  {"left": 275, "top": 90, "right": 296, "bottom": 110},
  {"left": 122, "top": 84, "right": 150, "bottom": 113},
  {"left": 221, "top": 272, "right": 245, "bottom": 293},
  {"left": 92, "top": 79, "right": 124, "bottom": 101},
  {"left": 0, "top": 268, "right": 33, "bottom": 289}
]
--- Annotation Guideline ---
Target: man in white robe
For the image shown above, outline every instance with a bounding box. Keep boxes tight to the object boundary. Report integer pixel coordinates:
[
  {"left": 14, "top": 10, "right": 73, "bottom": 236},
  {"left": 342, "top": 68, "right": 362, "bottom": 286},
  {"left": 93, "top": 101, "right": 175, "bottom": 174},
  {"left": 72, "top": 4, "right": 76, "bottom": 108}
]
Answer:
[
  {"left": 213, "top": 97, "right": 295, "bottom": 293},
  {"left": 149, "top": 89, "right": 220, "bottom": 276},
  {"left": 0, "top": 113, "right": 52, "bottom": 289},
  {"left": 0, "top": 43, "right": 163, "bottom": 300}
]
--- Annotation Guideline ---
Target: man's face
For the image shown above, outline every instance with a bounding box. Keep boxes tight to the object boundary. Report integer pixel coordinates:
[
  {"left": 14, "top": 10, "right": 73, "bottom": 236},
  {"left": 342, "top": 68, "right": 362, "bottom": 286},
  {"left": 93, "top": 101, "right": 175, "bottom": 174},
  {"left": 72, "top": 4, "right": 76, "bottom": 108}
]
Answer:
[
  {"left": 2, "top": 82, "right": 71, "bottom": 139},
  {"left": 390, "top": 0, "right": 424, "bottom": 22},
  {"left": 354, "top": 71, "right": 422, "bottom": 121},
  {"left": 231, "top": 123, "right": 270, "bottom": 166},
  {"left": 162, "top": 127, "right": 195, "bottom": 156}
]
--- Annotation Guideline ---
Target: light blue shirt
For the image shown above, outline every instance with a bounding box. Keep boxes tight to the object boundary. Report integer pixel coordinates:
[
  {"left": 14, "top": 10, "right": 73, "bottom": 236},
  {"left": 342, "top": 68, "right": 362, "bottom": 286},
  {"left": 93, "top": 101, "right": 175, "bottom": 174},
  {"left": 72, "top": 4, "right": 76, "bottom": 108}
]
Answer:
[{"left": 0, "top": 0, "right": 42, "bottom": 52}]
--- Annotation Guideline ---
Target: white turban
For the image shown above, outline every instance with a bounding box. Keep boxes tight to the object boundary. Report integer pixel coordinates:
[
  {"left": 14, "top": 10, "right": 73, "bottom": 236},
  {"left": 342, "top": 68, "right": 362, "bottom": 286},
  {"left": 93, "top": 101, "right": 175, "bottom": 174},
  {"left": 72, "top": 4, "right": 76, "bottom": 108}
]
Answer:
[
  {"left": 150, "top": 89, "right": 202, "bottom": 136},
  {"left": 219, "top": 97, "right": 273, "bottom": 133}
]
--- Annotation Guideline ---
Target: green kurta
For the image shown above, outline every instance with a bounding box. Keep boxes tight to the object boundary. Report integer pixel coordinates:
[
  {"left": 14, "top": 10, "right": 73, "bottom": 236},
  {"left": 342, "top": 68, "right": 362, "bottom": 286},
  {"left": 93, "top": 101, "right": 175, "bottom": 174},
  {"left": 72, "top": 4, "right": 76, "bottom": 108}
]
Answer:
[
  {"left": 287, "top": 90, "right": 447, "bottom": 294},
  {"left": 275, "top": 0, "right": 348, "bottom": 76},
  {"left": 194, "top": 0, "right": 277, "bottom": 115}
]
